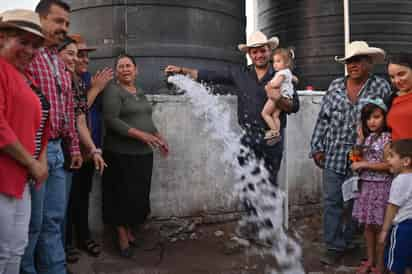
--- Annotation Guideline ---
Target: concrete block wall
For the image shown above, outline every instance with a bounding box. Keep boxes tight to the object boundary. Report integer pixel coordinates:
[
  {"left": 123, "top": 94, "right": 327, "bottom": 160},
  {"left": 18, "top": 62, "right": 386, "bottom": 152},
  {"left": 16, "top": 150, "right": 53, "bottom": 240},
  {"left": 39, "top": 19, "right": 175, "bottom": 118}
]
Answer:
[{"left": 89, "top": 92, "right": 324, "bottom": 233}]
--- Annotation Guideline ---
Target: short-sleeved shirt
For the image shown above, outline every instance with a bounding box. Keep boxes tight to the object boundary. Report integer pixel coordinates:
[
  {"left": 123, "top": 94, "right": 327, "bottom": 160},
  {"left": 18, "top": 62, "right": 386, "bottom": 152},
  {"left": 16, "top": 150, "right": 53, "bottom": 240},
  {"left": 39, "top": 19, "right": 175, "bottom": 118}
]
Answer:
[
  {"left": 270, "top": 68, "right": 294, "bottom": 97},
  {"left": 387, "top": 92, "right": 412, "bottom": 141},
  {"left": 360, "top": 132, "right": 392, "bottom": 182},
  {"left": 310, "top": 75, "right": 391, "bottom": 175},
  {"left": 198, "top": 65, "right": 299, "bottom": 134},
  {"left": 388, "top": 173, "right": 412, "bottom": 224}
]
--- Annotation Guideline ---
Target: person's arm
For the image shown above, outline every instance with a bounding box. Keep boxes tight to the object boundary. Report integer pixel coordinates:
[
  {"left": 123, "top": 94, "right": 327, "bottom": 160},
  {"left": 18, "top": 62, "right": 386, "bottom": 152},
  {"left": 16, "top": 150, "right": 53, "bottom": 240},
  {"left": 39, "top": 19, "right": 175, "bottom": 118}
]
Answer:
[
  {"left": 352, "top": 133, "right": 392, "bottom": 172},
  {"left": 379, "top": 203, "right": 399, "bottom": 244},
  {"left": 164, "top": 65, "right": 236, "bottom": 85},
  {"left": 64, "top": 83, "right": 82, "bottom": 169},
  {"left": 76, "top": 114, "right": 106, "bottom": 174},
  {"left": 269, "top": 74, "right": 285, "bottom": 90},
  {"left": 1, "top": 142, "right": 48, "bottom": 183},
  {"left": 310, "top": 91, "right": 332, "bottom": 167},
  {"left": 87, "top": 68, "right": 113, "bottom": 108},
  {"left": 352, "top": 161, "right": 391, "bottom": 172}
]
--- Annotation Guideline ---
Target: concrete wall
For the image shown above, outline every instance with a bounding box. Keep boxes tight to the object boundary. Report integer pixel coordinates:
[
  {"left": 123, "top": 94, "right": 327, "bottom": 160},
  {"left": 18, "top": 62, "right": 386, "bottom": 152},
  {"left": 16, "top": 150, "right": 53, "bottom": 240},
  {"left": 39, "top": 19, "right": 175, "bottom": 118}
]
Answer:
[
  {"left": 89, "top": 92, "right": 324, "bottom": 233},
  {"left": 281, "top": 91, "right": 325, "bottom": 209},
  {"left": 89, "top": 95, "right": 241, "bottom": 233}
]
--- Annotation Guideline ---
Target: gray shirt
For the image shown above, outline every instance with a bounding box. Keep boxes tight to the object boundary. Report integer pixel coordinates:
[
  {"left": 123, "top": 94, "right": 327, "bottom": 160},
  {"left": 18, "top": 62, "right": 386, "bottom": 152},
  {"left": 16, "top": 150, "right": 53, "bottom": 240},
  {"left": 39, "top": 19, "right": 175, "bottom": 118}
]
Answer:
[{"left": 102, "top": 82, "right": 157, "bottom": 155}]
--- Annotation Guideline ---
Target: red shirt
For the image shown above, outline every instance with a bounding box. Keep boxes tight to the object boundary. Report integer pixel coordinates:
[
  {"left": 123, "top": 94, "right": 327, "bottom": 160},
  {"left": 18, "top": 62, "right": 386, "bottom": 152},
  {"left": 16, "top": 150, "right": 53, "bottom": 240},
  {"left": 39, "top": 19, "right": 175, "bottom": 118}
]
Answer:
[
  {"left": 27, "top": 47, "right": 80, "bottom": 155},
  {"left": 387, "top": 92, "right": 412, "bottom": 141},
  {"left": 0, "top": 57, "right": 48, "bottom": 198}
]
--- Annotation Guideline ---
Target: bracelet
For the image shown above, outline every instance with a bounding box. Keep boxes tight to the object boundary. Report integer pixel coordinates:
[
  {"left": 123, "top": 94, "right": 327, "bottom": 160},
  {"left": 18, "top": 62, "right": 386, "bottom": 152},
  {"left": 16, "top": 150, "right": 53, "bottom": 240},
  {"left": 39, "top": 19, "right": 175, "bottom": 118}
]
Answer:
[
  {"left": 179, "top": 67, "right": 184, "bottom": 74},
  {"left": 89, "top": 148, "right": 102, "bottom": 157}
]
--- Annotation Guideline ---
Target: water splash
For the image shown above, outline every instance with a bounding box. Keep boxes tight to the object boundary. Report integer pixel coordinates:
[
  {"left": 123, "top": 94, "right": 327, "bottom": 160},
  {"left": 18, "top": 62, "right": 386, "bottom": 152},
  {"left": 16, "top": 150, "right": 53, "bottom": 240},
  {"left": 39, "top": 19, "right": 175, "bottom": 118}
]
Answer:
[{"left": 168, "top": 75, "right": 304, "bottom": 274}]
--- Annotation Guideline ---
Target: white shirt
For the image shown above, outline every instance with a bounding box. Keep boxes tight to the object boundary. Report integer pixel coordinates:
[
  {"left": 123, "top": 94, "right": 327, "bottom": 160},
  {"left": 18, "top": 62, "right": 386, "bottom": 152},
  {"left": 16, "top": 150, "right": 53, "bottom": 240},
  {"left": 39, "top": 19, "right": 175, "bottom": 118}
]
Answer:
[
  {"left": 388, "top": 172, "right": 412, "bottom": 224},
  {"left": 270, "top": 68, "right": 294, "bottom": 97}
]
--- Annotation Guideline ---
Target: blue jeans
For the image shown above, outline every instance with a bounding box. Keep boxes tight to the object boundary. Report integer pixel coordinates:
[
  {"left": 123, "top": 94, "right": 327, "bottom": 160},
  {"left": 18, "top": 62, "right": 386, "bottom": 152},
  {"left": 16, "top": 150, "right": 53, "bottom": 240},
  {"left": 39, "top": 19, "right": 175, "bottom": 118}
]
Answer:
[
  {"left": 20, "top": 140, "right": 67, "bottom": 274},
  {"left": 322, "top": 168, "right": 354, "bottom": 252}
]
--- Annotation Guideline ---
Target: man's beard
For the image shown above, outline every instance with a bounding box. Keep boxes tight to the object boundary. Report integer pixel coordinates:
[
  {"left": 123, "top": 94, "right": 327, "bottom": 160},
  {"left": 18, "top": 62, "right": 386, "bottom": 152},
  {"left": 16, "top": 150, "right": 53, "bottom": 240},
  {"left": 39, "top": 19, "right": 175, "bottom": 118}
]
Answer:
[{"left": 254, "top": 61, "right": 269, "bottom": 69}]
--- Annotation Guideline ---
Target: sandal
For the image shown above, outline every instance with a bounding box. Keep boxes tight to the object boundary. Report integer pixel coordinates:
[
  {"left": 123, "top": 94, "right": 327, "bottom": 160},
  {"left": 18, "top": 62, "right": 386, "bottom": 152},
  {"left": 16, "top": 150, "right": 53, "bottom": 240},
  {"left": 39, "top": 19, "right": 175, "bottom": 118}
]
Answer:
[
  {"left": 66, "top": 246, "right": 80, "bottom": 264},
  {"left": 81, "top": 239, "right": 101, "bottom": 257},
  {"left": 356, "top": 260, "right": 372, "bottom": 274}
]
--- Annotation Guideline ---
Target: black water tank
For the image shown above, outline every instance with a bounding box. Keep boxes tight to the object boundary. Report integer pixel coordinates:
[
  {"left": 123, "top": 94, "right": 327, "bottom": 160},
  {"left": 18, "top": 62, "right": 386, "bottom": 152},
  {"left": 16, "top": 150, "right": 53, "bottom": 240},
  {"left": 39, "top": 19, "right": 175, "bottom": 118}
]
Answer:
[
  {"left": 66, "top": 0, "right": 245, "bottom": 93},
  {"left": 350, "top": 0, "right": 412, "bottom": 75},
  {"left": 258, "top": 0, "right": 344, "bottom": 90},
  {"left": 258, "top": 0, "right": 412, "bottom": 90}
]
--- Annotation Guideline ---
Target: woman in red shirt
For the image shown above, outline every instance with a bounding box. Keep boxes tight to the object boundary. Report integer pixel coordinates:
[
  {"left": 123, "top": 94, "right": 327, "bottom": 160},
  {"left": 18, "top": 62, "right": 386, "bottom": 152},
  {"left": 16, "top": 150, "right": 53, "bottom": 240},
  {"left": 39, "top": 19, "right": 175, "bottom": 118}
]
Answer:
[
  {"left": 387, "top": 53, "right": 412, "bottom": 140},
  {"left": 0, "top": 9, "right": 49, "bottom": 273}
]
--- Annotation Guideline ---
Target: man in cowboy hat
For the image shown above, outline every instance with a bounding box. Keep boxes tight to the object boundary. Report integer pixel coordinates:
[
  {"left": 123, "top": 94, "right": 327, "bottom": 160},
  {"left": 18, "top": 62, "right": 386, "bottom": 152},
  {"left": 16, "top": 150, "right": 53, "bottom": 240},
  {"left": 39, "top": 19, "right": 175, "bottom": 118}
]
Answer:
[
  {"left": 165, "top": 30, "right": 299, "bottom": 188},
  {"left": 21, "top": 1, "right": 82, "bottom": 274},
  {"left": 310, "top": 41, "right": 391, "bottom": 265}
]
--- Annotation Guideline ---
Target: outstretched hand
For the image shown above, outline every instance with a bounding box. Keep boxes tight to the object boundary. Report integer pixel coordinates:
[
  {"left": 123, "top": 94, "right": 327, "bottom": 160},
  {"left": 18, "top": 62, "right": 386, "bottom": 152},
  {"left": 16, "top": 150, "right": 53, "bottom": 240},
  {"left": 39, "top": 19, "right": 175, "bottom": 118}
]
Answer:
[
  {"left": 92, "top": 67, "right": 113, "bottom": 92},
  {"left": 164, "top": 65, "right": 182, "bottom": 75}
]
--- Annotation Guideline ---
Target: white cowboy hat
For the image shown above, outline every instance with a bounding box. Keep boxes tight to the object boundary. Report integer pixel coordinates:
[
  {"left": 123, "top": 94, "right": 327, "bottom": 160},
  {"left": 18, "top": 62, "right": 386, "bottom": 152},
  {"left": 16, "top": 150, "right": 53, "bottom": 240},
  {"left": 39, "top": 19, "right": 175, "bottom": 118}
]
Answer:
[
  {"left": 335, "top": 41, "right": 385, "bottom": 64},
  {"left": 238, "top": 31, "right": 279, "bottom": 53},
  {"left": 0, "top": 9, "right": 44, "bottom": 39}
]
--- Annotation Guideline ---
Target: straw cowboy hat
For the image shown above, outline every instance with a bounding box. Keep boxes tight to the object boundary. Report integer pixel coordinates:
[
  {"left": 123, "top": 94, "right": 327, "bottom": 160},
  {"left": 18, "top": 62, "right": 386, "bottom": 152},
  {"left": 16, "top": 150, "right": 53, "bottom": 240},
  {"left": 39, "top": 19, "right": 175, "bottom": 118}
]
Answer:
[
  {"left": 335, "top": 41, "right": 385, "bottom": 64},
  {"left": 69, "top": 33, "right": 96, "bottom": 52},
  {"left": 238, "top": 31, "right": 279, "bottom": 53},
  {"left": 0, "top": 9, "right": 44, "bottom": 39}
]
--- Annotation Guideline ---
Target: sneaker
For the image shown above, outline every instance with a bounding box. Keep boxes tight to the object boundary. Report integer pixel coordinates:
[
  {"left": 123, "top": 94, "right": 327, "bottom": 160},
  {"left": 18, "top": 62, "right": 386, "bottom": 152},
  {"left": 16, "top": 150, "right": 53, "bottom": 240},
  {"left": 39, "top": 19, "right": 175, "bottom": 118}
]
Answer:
[{"left": 320, "top": 250, "right": 343, "bottom": 265}]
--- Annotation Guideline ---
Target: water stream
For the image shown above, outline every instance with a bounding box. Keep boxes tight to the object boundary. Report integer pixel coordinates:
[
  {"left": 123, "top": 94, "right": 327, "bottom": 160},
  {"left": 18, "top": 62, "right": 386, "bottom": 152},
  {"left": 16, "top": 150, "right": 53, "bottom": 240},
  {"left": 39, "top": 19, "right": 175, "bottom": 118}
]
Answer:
[{"left": 168, "top": 75, "right": 304, "bottom": 274}]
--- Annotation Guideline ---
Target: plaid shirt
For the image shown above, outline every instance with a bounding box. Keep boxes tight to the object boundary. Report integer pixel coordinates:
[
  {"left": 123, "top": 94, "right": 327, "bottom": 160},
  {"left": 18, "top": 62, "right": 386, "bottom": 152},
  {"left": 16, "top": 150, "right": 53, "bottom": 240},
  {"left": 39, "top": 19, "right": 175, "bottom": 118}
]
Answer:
[
  {"left": 27, "top": 47, "right": 80, "bottom": 155},
  {"left": 310, "top": 75, "right": 391, "bottom": 175}
]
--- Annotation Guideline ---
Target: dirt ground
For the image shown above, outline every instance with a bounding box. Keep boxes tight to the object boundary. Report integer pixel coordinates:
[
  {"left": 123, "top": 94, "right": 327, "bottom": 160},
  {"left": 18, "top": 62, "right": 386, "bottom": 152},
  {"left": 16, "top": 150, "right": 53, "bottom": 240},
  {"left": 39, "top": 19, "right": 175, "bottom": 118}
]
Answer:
[{"left": 69, "top": 211, "right": 365, "bottom": 274}]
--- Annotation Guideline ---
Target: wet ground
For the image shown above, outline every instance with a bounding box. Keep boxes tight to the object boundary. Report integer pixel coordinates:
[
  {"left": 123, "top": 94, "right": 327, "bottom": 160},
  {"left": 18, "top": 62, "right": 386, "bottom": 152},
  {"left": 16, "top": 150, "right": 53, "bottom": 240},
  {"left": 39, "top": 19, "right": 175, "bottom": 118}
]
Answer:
[{"left": 69, "top": 210, "right": 364, "bottom": 274}]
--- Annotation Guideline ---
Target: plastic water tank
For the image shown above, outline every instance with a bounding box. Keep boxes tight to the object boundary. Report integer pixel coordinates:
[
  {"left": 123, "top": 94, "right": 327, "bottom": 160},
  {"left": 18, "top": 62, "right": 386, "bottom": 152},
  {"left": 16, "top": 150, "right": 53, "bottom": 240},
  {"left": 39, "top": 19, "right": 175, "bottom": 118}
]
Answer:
[
  {"left": 258, "top": 0, "right": 412, "bottom": 90},
  {"left": 258, "top": 0, "right": 344, "bottom": 90},
  {"left": 66, "top": 0, "right": 246, "bottom": 93}
]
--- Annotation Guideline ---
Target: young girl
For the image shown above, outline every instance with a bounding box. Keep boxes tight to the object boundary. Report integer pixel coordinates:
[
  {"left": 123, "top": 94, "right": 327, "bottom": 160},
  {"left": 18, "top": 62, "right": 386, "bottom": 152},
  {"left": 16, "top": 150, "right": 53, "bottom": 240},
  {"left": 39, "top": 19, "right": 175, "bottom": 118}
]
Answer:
[
  {"left": 379, "top": 139, "right": 412, "bottom": 274},
  {"left": 351, "top": 98, "right": 392, "bottom": 274},
  {"left": 261, "top": 48, "right": 295, "bottom": 144}
]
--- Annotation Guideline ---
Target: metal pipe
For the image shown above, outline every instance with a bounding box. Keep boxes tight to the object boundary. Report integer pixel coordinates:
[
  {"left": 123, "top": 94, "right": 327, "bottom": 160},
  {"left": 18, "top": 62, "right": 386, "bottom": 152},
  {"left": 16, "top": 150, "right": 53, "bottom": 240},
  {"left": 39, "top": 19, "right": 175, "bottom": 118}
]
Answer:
[{"left": 344, "top": 0, "right": 350, "bottom": 75}]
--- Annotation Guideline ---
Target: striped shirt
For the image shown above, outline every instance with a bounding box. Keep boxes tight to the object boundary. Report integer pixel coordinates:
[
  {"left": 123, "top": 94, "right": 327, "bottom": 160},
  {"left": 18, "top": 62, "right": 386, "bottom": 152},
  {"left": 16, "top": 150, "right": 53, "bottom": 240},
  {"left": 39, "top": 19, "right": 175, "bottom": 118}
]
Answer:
[
  {"left": 31, "top": 85, "right": 50, "bottom": 159},
  {"left": 310, "top": 75, "right": 391, "bottom": 175},
  {"left": 27, "top": 47, "right": 80, "bottom": 155}
]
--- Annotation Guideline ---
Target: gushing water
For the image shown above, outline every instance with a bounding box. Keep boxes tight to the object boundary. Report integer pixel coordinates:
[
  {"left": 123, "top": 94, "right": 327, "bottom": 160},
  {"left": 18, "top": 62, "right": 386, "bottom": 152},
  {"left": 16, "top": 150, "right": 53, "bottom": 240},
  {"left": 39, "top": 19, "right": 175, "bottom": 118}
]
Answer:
[{"left": 168, "top": 75, "right": 304, "bottom": 274}]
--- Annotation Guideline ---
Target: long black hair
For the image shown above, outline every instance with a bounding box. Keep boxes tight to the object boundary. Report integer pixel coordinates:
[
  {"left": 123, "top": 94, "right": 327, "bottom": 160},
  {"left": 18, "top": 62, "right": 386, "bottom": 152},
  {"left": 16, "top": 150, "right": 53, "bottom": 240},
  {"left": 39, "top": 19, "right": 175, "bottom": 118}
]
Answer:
[{"left": 360, "top": 103, "right": 389, "bottom": 139}]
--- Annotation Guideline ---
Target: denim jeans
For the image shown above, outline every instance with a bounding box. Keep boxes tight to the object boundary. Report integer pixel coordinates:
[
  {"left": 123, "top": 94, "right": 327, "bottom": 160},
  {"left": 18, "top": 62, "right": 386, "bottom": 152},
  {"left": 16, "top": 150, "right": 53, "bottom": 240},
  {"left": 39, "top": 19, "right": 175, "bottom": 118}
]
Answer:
[
  {"left": 20, "top": 140, "right": 67, "bottom": 274},
  {"left": 322, "top": 168, "right": 354, "bottom": 251},
  {"left": 0, "top": 185, "right": 30, "bottom": 274}
]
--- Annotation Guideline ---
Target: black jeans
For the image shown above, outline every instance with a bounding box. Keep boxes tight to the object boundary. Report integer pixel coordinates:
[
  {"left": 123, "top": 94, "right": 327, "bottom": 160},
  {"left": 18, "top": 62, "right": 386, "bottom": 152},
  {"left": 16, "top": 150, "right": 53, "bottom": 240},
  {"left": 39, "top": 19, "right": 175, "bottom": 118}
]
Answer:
[
  {"left": 66, "top": 161, "right": 94, "bottom": 246},
  {"left": 237, "top": 128, "right": 284, "bottom": 187}
]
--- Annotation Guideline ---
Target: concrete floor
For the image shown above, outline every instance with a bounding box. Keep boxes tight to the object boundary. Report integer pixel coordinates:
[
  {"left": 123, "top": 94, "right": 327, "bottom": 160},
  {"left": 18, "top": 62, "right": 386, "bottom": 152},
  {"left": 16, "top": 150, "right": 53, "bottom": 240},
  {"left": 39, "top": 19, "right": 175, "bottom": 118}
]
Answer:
[{"left": 69, "top": 213, "right": 364, "bottom": 274}]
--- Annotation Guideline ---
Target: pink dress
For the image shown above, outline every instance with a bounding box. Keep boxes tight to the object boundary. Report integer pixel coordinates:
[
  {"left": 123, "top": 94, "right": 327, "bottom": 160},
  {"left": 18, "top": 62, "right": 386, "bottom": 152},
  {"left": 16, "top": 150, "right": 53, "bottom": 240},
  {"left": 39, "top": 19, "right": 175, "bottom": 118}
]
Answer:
[{"left": 352, "top": 132, "right": 392, "bottom": 225}]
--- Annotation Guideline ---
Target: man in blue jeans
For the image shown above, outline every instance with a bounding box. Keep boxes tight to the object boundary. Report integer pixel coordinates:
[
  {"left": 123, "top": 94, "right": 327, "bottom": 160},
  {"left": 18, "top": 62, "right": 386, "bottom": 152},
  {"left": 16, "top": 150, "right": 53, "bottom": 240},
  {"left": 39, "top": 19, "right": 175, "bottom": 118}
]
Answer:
[
  {"left": 310, "top": 41, "right": 391, "bottom": 265},
  {"left": 21, "top": 1, "right": 82, "bottom": 274}
]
